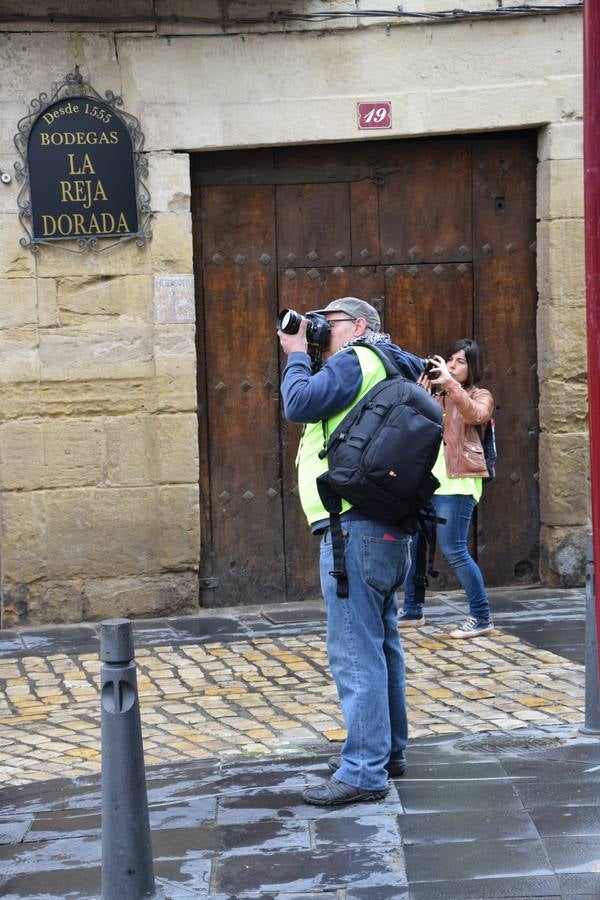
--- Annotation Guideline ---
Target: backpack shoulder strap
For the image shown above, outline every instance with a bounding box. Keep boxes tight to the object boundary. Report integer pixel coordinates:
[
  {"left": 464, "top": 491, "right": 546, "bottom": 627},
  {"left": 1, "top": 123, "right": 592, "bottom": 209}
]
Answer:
[
  {"left": 316, "top": 473, "right": 349, "bottom": 598},
  {"left": 351, "top": 343, "right": 403, "bottom": 378}
]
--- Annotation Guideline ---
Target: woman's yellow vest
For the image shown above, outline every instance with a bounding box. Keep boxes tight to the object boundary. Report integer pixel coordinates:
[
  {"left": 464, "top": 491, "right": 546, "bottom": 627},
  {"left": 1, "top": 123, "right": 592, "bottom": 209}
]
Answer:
[{"left": 296, "top": 346, "right": 388, "bottom": 526}]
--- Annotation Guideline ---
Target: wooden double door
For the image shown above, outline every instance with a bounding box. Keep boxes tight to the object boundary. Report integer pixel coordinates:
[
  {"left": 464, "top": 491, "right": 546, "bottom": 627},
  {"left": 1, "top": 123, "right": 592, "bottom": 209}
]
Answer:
[{"left": 191, "top": 133, "right": 539, "bottom": 607}]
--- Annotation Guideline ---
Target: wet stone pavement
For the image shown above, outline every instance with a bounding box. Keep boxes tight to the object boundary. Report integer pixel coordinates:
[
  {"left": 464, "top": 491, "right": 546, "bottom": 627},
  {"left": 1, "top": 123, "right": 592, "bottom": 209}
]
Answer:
[{"left": 0, "top": 586, "right": 599, "bottom": 898}]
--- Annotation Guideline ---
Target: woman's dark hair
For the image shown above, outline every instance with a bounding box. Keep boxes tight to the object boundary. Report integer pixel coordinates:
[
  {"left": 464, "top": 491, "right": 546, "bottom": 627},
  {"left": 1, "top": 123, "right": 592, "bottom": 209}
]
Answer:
[{"left": 444, "top": 338, "right": 484, "bottom": 386}]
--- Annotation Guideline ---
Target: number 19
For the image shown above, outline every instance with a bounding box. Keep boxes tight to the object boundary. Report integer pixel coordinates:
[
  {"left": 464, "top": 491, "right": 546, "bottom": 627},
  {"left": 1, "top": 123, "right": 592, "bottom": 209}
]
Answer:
[{"left": 364, "top": 107, "right": 388, "bottom": 123}]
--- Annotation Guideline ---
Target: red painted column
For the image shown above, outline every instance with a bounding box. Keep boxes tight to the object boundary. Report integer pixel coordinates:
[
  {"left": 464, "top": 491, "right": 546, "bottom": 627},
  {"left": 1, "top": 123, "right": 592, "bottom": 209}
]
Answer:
[{"left": 584, "top": 0, "right": 600, "bottom": 657}]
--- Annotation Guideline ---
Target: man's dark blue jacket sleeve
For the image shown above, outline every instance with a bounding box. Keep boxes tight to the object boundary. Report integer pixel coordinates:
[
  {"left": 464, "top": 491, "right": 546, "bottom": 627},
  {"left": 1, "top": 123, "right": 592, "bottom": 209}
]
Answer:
[{"left": 281, "top": 351, "right": 363, "bottom": 423}]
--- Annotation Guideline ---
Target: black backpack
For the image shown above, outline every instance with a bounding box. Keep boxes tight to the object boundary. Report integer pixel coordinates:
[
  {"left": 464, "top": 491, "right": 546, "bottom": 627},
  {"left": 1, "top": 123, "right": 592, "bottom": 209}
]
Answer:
[
  {"left": 477, "top": 417, "right": 497, "bottom": 483},
  {"left": 316, "top": 345, "right": 444, "bottom": 598}
]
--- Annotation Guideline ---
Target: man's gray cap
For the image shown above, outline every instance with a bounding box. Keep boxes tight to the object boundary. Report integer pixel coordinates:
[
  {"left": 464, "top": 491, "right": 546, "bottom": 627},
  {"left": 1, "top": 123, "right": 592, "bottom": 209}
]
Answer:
[{"left": 308, "top": 297, "right": 381, "bottom": 331}]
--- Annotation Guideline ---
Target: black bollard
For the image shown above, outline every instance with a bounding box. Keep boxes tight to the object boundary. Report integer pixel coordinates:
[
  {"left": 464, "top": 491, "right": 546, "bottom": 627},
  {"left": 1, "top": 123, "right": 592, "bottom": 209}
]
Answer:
[{"left": 101, "top": 618, "right": 156, "bottom": 899}]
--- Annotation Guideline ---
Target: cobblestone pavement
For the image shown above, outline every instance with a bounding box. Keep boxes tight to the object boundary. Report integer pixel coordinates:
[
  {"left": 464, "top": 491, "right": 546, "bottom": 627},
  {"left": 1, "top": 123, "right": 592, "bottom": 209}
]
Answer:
[{"left": 0, "top": 596, "right": 585, "bottom": 786}]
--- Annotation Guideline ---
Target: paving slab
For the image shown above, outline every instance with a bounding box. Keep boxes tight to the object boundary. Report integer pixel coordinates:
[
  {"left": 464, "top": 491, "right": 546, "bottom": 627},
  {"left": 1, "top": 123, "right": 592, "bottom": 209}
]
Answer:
[
  {"left": 399, "top": 807, "right": 540, "bottom": 845},
  {"left": 406, "top": 875, "right": 563, "bottom": 899},
  {"left": 558, "top": 872, "right": 600, "bottom": 896}
]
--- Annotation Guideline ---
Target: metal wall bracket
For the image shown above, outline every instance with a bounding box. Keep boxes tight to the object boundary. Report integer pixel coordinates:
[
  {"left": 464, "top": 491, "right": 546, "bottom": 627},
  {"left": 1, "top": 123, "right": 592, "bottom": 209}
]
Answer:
[{"left": 200, "top": 577, "right": 220, "bottom": 590}]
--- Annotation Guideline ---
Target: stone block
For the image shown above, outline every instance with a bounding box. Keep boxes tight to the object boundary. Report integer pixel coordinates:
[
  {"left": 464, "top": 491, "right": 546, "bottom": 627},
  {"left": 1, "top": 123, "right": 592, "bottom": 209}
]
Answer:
[
  {"left": 503, "top": 0, "right": 574, "bottom": 6},
  {"left": 120, "top": 12, "right": 582, "bottom": 151},
  {"left": 538, "top": 121, "right": 583, "bottom": 161},
  {"left": 0, "top": 34, "right": 68, "bottom": 97},
  {"left": 0, "top": 155, "right": 19, "bottom": 214},
  {"left": 158, "top": 484, "right": 200, "bottom": 569},
  {"left": 152, "top": 0, "right": 379, "bottom": 35},
  {"left": 537, "top": 219, "right": 585, "bottom": 307},
  {"left": 359, "top": 0, "right": 495, "bottom": 26},
  {"left": 0, "top": 492, "right": 47, "bottom": 582},
  {"left": 39, "top": 323, "right": 154, "bottom": 380},
  {"left": 34, "top": 238, "right": 151, "bottom": 278},
  {"left": 539, "top": 432, "right": 589, "bottom": 527},
  {"left": 150, "top": 212, "right": 193, "bottom": 274},
  {"left": 0, "top": 378, "right": 159, "bottom": 421},
  {"left": 37, "top": 278, "right": 59, "bottom": 328},
  {"left": 0, "top": 101, "right": 27, "bottom": 155},
  {"left": 0, "top": 581, "right": 31, "bottom": 627},
  {"left": 0, "top": 419, "right": 43, "bottom": 489},
  {"left": 82, "top": 572, "right": 198, "bottom": 621},
  {"left": 540, "top": 524, "right": 587, "bottom": 587},
  {"left": 153, "top": 0, "right": 220, "bottom": 29},
  {"left": 147, "top": 152, "right": 191, "bottom": 213},
  {"left": 45, "top": 487, "right": 160, "bottom": 577},
  {"left": 537, "top": 158, "right": 583, "bottom": 220},
  {"left": 55, "top": 275, "right": 152, "bottom": 324},
  {"left": 0, "top": 279, "right": 37, "bottom": 328},
  {"left": 539, "top": 380, "right": 588, "bottom": 433},
  {"left": 537, "top": 304, "right": 587, "bottom": 381},
  {"left": 0, "top": 215, "right": 35, "bottom": 277},
  {"left": 105, "top": 414, "right": 157, "bottom": 486},
  {"left": 44, "top": 418, "right": 104, "bottom": 487},
  {"left": 2, "top": 579, "right": 86, "bottom": 627},
  {"left": 0, "top": 326, "right": 40, "bottom": 383},
  {"left": 153, "top": 274, "right": 195, "bottom": 324},
  {"left": 225, "top": 0, "right": 356, "bottom": 32},
  {"left": 0, "top": 418, "right": 103, "bottom": 489},
  {"left": 0, "top": 2, "right": 154, "bottom": 32},
  {"left": 158, "top": 413, "right": 199, "bottom": 483},
  {"left": 154, "top": 324, "right": 196, "bottom": 378},
  {"left": 155, "top": 374, "right": 198, "bottom": 414},
  {"left": 135, "top": 69, "right": 581, "bottom": 152}
]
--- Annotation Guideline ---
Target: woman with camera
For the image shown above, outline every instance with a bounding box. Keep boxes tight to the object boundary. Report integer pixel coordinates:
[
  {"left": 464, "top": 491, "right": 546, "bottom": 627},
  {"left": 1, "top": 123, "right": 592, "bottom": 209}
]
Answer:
[{"left": 399, "top": 338, "right": 495, "bottom": 638}]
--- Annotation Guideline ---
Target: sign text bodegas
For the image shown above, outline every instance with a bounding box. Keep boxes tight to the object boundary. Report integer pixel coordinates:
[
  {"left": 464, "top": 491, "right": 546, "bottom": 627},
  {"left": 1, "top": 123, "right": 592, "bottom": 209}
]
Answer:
[{"left": 15, "top": 70, "right": 151, "bottom": 252}]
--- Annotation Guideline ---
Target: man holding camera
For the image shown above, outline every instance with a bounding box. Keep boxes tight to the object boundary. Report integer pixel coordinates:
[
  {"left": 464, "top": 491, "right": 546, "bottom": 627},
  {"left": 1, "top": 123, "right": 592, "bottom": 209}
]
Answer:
[{"left": 278, "top": 297, "right": 423, "bottom": 806}]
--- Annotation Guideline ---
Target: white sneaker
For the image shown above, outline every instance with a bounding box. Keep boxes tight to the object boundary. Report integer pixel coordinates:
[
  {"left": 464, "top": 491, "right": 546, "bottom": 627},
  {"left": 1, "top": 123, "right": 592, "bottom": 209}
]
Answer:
[
  {"left": 449, "top": 617, "right": 494, "bottom": 639},
  {"left": 398, "top": 613, "right": 426, "bottom": 629}
]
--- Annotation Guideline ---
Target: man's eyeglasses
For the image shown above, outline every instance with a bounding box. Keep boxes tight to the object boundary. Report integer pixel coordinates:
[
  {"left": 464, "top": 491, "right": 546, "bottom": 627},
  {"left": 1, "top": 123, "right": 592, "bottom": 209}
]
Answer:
[{"left": 327, "top": 318, "right": 356, "bottom": 327}]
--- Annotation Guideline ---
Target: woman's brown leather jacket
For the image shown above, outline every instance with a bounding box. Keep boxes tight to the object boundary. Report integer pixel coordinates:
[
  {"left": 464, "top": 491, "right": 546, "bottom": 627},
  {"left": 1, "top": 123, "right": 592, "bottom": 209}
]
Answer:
[{"left": 436, "top": 379, "right": 494, "bottom": 479}]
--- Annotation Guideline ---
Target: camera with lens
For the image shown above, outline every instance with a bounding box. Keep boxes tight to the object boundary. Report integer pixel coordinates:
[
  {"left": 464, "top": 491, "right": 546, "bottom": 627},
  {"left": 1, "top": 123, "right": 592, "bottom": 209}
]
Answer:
[
  {"left": 277, "top": 308, "right": 331, "bottom": 371},
  {"left": 277, "top": 308, "right": 331, "bottom": 347},
  {"left": 423, "top": 358, "right": 439, "bottom": 380}
]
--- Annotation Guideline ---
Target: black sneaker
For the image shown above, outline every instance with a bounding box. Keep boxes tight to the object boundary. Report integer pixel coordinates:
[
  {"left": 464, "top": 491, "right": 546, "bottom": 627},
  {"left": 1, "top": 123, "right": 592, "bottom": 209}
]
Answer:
[{"left": 328, "top": 755, "right": 406, "bottom": 778}]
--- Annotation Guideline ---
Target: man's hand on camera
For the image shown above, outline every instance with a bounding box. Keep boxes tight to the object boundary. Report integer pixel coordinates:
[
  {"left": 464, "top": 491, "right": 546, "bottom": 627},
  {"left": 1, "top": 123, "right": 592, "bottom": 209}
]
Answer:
[{"left": 278, "top": 318, "right": 309, "bottom": 356}]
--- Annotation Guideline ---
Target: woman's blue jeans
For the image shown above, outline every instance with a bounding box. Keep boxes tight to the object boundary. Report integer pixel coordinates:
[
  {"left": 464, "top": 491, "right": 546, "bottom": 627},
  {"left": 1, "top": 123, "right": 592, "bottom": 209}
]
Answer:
[
  {"left": 403, "top": 494, "right": 491, "bottom": 622},
  {"left": 320, "top": 519, "right": 411, "bottom": 791}
]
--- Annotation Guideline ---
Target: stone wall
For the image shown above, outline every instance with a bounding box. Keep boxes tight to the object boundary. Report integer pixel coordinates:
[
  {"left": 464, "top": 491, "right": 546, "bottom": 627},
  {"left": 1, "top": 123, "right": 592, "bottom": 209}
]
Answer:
[
  {"left": 537, "top": 122, "right": 588, "bottom": 585},
  {"left": 0, "top": 2, "right": 587, "bottom": 624},
  {"left": 0, "top": 146, "right": 200, "bottom": 626}
]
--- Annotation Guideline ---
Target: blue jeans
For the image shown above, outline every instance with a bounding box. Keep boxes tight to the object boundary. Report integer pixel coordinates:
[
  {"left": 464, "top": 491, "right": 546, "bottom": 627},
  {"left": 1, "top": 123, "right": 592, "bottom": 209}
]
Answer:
[
  {"left": 320, "top": 519, "right": 411, "bottom": 791},
  {"left": 403, "top": 494, "right": 491, "bottom": 622}
]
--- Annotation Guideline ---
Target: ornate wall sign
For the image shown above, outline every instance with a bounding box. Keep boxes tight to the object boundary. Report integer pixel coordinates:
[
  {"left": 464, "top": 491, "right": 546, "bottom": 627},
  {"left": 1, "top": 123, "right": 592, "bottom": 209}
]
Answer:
[{"left": 14, "top": 67, "right": 152, "bottom": 252}]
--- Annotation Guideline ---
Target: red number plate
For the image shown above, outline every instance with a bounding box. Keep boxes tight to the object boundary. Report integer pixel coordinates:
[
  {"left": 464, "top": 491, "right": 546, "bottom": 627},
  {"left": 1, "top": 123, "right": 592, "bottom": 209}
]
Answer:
[{"left": 357, "top": 101, "right": 392, "bottom": 130}]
